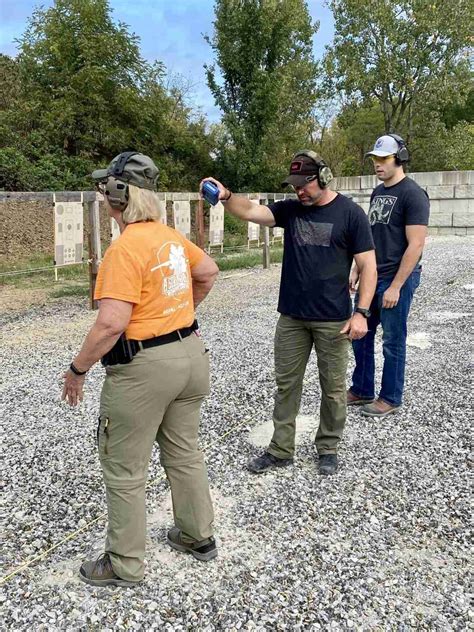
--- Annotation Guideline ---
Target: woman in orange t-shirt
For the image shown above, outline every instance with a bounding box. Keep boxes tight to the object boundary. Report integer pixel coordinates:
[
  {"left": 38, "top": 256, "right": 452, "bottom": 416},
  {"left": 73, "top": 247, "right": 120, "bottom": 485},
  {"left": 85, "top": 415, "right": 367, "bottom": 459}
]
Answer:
[{"left": 61, "top": 152, "right": 219, "bottom": 587}]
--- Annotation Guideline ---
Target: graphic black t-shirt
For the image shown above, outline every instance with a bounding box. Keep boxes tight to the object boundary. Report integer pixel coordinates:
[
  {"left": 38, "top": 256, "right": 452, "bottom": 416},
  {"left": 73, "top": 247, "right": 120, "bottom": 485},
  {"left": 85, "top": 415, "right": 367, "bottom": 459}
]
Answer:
[
  {"left": 368, "top": 177, "right": 430, "bottom": 278},
  {"left": 269, "top": 194, "right": 375, "bottom": 321}
]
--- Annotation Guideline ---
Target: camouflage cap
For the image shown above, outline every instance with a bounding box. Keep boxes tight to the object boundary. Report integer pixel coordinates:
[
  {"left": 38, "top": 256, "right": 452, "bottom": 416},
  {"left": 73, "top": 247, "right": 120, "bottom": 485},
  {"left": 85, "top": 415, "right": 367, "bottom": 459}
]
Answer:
[{"left": 91, "top": 152, "right": 159, "bottom": 191}]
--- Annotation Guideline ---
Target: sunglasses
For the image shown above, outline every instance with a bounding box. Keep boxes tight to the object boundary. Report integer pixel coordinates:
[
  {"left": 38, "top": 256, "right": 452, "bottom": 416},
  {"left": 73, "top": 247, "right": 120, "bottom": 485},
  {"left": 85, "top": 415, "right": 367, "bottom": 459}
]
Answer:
[
  {"left": 95, "top": 181, "right": 108, "bottom": 195},
  {"left": 370, "top": 155, "right": 396, "bottom": 163},
  {"left": 291, "top": 175, "right": 318, "bottom": 191}
]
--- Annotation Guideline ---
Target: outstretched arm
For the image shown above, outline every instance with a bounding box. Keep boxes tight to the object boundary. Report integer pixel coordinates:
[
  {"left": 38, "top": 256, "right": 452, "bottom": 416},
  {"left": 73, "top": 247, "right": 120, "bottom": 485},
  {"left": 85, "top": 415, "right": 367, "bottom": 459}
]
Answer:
[{"left": 200, "top": 177, "right": 276, "bottom": 227}]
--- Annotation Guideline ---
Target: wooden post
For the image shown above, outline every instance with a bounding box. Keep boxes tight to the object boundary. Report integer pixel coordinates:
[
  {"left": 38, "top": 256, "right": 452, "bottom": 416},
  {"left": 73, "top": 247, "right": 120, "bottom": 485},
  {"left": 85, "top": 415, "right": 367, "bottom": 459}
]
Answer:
[
  {"left": 263, "top": 225, "right": 270, "bottom": 269},
  {"left": 196, "top": 198, "right": 205, "bottom": 250},
  {"left": 87, "top": 196, "right": 102, "bottom": 310}
]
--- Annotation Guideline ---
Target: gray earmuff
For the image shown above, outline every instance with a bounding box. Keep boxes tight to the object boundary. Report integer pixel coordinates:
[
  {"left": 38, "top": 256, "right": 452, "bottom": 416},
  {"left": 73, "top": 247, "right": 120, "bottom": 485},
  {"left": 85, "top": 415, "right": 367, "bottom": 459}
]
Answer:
[
  {"left": 388, "top": 134, "right": 409, "bottom": 165},
  {"left": 294, "top": 150, "right": 334, "bottom": 188},
  {"left": 104, "top": 177, "right": 129, "bottom": 211},
  {"left": 103, "top": 151, "right": 140, "bottom": 211}
]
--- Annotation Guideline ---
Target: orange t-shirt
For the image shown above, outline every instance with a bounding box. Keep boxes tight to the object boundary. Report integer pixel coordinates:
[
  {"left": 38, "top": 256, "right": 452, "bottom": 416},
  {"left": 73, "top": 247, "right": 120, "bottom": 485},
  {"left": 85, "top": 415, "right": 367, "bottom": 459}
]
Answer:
[{"left": 94, "top": 222, "right": 205, "bottom": 340}]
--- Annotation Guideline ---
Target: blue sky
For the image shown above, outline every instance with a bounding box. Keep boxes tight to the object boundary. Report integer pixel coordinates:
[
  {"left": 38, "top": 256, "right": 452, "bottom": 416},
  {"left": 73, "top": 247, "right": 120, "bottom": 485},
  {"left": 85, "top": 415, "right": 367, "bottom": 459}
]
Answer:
[{"left": 0, "top": 0, "right": 334, "bottom": 122}]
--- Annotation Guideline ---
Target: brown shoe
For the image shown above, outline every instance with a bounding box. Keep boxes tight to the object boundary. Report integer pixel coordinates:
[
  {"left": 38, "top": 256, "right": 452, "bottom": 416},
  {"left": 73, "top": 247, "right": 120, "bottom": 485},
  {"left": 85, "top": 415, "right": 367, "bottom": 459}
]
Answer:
[
  {"left": 347, "top": 389, "right": 374, "bottom": 406},
  {"left": 360, "top": 399, "right": 401, "bottom": 418},
  {"left": 79, "top": 553, "right": 140, "bottom": 587}
]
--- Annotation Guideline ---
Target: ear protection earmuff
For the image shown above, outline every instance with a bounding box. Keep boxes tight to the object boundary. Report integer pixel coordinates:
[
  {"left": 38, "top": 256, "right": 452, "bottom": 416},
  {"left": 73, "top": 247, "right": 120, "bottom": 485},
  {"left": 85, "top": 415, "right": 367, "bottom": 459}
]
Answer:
[
  {"left": 104, "top": 178, "right": 129, "bottom": 212},
  {"left": 105, "top": 151, "right": 139, "bottom": 211},
  {"left": 388, "top": 134, "right": 409, "bottom": 165},
  {"left": 293, "top": 150, "right": 334, "bottom": 188}
]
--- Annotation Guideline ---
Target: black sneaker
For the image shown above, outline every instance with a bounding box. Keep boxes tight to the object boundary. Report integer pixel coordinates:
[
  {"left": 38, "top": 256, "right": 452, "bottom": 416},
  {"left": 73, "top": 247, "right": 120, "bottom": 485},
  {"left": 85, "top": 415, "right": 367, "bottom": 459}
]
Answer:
[
  {"left": 318, "top": 454, "right": 338, "bottom": 476},
  {"left": 167, "top": 527, "right": 217, "bottom": 561},
  {"left": 247, "top": 451, "right": 293, "bottom": 474}
]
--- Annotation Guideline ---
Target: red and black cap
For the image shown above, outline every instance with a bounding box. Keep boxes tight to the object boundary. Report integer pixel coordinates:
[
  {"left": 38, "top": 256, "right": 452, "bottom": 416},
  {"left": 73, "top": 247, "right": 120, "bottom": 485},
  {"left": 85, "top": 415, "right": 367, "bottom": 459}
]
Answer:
[{"left": 282, "top": 151, "right": 326, "bottom": 187}]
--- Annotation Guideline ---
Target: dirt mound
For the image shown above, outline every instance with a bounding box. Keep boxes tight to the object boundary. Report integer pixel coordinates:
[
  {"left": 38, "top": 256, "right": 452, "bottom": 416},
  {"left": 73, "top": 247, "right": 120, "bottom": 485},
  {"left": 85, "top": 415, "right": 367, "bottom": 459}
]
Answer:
[{"left": 0, "top": 200, "right": 112, "bottom": 263}]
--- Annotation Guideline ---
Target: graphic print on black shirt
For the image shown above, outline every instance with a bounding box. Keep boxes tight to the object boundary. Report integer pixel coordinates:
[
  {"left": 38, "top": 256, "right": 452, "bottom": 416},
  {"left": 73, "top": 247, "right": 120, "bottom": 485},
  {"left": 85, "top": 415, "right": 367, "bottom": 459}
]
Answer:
[
  {"left": 294, "top": 218, "right": 333, "bottom": 247},
  {"left": 269, "top": 194, "right": 374, "bottom": 321},
  {"left": 368, "top": 195, "right": 397, "bottom": 225},
  {"left": 368, "top": 177, "right": 430, "bottom": 278}
]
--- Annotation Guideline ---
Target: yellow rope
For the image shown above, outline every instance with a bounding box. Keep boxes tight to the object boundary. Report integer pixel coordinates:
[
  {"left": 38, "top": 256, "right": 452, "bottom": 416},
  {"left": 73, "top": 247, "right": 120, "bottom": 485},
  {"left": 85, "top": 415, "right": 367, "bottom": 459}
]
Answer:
[{"left": 0, "top": 417, "right": 251, "bottom": 585}]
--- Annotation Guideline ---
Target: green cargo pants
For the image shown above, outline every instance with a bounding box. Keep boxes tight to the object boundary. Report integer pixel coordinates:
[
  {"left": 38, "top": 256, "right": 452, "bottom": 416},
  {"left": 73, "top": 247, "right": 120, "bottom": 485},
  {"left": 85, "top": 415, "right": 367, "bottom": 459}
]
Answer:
[
  {"left": 97, "top": 332, "right": 214, "bottom": 582},
  {"left": 268, "top": 314, "right": 350, "bottom": 459}
]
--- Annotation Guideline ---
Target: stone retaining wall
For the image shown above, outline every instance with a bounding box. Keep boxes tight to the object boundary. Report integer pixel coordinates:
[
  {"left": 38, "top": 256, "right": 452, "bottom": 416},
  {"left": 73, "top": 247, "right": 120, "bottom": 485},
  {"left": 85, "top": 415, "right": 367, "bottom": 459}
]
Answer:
[{"left": 333, "top": 171, "right": 474, "bottom": 235}]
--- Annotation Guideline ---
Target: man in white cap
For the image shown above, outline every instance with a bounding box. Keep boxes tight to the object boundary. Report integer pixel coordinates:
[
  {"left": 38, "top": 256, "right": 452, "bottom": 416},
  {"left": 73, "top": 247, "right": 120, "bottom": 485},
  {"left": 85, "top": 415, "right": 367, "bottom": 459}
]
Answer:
[{"left": 348, "top": 134, "right": 430, "bottom": 417}]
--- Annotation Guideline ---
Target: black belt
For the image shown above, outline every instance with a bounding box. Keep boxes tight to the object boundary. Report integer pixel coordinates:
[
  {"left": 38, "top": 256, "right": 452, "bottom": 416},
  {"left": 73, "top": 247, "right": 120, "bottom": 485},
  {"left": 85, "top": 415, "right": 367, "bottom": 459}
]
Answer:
[{"left": 136, "top": 319, "right": 199, "bottom": 349}]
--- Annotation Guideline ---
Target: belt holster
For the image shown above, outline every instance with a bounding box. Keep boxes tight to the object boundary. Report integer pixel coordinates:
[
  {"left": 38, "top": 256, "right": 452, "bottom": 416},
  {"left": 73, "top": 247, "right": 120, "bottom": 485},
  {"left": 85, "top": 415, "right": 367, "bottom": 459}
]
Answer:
[{"left": 101, "top": 334, "right": 140, "bottom": 367}]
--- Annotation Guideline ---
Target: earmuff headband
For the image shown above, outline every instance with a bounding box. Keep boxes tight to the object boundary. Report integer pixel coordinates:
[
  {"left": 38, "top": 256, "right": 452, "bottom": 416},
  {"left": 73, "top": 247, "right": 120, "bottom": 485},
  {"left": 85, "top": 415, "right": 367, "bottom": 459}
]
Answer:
[{"left": 387, "top": 134, "right": 409, "bottom": 164}]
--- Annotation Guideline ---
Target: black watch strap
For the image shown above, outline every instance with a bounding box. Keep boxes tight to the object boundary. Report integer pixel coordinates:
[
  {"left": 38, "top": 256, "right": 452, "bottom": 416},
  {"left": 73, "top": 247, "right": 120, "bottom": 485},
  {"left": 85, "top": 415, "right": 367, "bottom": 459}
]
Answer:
[
  {"left": 355, "top": 307, "right": 371, "bottom": 319},
  {"left": 70, "top": 362, "right": 87, "bottom": 376}
]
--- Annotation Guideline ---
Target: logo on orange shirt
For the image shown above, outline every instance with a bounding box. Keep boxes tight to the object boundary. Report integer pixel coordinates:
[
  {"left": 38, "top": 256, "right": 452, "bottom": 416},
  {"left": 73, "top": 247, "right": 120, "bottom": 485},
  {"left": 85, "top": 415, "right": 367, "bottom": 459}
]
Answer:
[{"left": 151, "top": 242, "right": 190, "bottom": 297}]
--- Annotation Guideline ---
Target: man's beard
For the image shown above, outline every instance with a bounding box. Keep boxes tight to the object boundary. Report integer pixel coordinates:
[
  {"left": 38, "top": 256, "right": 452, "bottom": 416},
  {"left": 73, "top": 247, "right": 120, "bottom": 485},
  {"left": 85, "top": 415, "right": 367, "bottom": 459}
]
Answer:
[{"left": 298, "top": 193, "right": 322, "bottom": 207}]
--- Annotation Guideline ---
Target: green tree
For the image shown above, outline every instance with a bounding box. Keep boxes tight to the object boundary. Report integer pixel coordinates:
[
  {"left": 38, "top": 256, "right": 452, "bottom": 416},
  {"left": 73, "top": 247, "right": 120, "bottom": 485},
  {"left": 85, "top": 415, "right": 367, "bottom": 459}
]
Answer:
[
  {"left": 0, "top": 0, "right": 216, "bottom": 190},
  {"left": 205, "top": 0, "right": 319, "bottom": 190},
  {"left": 337, "top": 101, "right": 385, "bottom": 174},
  {"left": 13, "top": 0, "right": 151, "bottom": 158},
  {"left": 324, "top": 0, "right": 473, "bottom": 138}
]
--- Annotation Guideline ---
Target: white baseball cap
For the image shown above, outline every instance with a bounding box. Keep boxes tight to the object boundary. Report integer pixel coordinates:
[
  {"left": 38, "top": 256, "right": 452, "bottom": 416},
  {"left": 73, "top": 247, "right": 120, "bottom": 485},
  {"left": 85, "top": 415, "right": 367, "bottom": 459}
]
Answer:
[{"left": 366, "top": 135, "right": 399, "bottom": 157}]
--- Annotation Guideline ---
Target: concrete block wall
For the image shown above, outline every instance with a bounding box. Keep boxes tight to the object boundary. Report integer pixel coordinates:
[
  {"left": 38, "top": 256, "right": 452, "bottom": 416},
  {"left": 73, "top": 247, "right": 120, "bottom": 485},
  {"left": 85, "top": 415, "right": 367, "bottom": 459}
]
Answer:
[{"left": 332, "top": 170, "right": 474, "bottom": 235}]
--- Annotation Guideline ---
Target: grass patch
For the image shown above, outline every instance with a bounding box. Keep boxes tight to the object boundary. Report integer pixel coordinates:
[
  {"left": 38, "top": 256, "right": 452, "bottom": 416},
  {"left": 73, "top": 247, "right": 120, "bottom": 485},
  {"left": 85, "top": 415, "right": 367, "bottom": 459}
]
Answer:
[
  {"left": 214, "top": 247, "right": 283, "bottom": 271},
  {"left": 0, "top": 254, "right": 89, "bottom": 289},
  {"left": 49, "top": 283, "right": 89, "bottom": 298},
  {"left": 1, "top": 245, "right": 283, "bottom": 292}
]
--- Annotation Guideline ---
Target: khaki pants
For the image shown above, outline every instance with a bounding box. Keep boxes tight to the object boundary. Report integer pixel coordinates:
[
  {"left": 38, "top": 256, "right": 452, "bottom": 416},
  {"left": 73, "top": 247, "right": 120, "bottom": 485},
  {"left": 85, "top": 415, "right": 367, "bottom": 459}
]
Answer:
[
  {"left": 268, "top": 314, "right": 349, "bottom": 459},
  {"left": 98, "top": 333, "right": 214, "bottom": 582}
]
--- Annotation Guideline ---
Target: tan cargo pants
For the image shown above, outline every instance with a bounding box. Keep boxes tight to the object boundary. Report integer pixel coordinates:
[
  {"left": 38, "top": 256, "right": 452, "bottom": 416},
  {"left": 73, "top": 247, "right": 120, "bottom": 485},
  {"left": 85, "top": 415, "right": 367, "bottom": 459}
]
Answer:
[
  {"left": 268, "top": 314, "right": 350, "bottom": 458},
  {"left": 97, "top": 332, "right": 214, "bottom": 582}
]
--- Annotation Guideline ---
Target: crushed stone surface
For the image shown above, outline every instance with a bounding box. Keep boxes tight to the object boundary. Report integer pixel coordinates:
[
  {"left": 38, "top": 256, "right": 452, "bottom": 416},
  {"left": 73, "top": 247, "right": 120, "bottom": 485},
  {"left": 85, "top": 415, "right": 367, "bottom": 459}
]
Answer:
[{"left": 1, "top": 236, "right": 473, "bottom": 630}]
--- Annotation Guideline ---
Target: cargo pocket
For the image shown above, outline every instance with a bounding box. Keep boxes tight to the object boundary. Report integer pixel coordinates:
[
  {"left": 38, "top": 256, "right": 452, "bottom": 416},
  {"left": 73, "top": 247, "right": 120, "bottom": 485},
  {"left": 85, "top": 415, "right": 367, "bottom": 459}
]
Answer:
[
  {"left": 96, "top": 416, "right": 101, "bottom": 447},
  {"left": 97, "top": 415, "right": 111, "bottom": 459}
]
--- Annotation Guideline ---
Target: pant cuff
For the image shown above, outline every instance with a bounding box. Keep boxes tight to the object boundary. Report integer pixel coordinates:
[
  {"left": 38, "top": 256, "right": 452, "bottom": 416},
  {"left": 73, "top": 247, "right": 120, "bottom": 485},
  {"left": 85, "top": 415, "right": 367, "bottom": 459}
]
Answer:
[
  {"left": 379, "top": 396, "right": 402, "bottom": 407},
  {"left": 107, "top": 552, "right": 144, "bottom": 583},
  {"left": 350, "top": 387, "right": 374, "bottom": 399},
  {"left": 267, "top": 447, "right": 294, "bottom": 459}
]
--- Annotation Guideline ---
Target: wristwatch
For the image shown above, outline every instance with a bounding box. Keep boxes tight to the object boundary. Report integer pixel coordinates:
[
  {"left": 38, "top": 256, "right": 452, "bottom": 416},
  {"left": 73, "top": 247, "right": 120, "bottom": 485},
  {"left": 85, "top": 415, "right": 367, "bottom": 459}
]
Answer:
[{"left": 355, "top": 307, "right": 371, "bottom": 319}]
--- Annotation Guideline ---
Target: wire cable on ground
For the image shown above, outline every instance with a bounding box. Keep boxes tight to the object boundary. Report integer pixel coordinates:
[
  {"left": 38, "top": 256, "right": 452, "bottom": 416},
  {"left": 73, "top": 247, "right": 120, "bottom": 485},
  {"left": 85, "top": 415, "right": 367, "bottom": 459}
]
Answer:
[
  {"left": 0, "top": 417, "right": 252, "bottom": 585},
  {"left": 0, "top": 262, "right": 88, "bottom": 278}
]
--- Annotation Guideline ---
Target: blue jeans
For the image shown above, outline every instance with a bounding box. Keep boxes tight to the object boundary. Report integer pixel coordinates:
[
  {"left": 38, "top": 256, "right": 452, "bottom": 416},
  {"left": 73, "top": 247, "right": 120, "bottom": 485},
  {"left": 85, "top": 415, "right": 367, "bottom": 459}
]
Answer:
[{"left": 351, "top": 268, "right": 421, "bottom": 407}]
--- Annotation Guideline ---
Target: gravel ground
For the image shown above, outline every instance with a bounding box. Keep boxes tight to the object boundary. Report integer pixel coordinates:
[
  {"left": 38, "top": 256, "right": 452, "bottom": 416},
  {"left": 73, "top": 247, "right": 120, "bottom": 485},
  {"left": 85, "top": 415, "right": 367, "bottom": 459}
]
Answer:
[{"left": 1, "top": 236, "right": 473, "bottom": 630}]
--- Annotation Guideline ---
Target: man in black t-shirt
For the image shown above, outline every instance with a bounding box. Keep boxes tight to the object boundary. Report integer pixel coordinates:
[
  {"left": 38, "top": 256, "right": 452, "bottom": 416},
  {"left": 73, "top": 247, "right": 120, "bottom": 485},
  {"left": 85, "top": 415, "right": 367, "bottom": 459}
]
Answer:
[
  {"left": 201, "top": 151, "right": 376, "bottom": 475},
  {"left": 348, "top": 135, "right": 430, "bottom": 417}
]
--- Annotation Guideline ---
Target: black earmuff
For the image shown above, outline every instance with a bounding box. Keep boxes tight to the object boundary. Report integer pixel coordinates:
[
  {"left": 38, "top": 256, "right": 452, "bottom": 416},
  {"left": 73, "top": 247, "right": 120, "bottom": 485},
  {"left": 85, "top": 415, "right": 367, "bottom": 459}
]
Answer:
[
  {"left": 388, "top": 134, "right": 409, "bottom": 165},
  {"left": 294, "top": 150, "right": 334, "bottom": 188}
]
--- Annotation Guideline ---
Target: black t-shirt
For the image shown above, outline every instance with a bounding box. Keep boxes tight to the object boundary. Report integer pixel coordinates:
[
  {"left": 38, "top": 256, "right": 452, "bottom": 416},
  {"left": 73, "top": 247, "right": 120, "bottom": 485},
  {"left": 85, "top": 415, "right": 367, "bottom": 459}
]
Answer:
[
  {"left": 368, "top": 177, "right": 430, "bottom": 278},
  {"left": 269, "top": 194, "right": 375, "bottom": 321}
]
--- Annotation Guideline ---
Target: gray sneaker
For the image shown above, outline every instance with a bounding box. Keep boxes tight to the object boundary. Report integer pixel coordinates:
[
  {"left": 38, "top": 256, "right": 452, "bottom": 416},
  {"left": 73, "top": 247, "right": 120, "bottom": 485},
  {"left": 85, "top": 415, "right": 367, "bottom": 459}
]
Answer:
[
  {"left": 247, "top": 451, "right": 293, "bottom": 473},
  {"left": 79, "top": 553, "right": 139, "bottom": 587},
  {"left": 318, "top": 454, "right": 338, "bottom": 476},
  {"left": 167, "top": 527, "right": 217, "bottom": 562}
]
